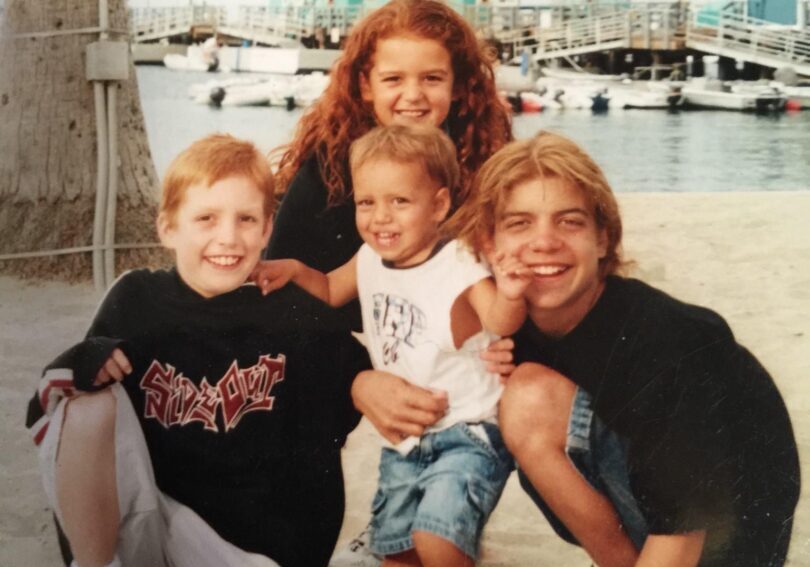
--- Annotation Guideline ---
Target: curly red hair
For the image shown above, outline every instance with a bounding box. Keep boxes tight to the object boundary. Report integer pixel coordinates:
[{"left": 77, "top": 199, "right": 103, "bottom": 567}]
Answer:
[{"left": 273, "top": 0, "right": 512, "bottom": 207}]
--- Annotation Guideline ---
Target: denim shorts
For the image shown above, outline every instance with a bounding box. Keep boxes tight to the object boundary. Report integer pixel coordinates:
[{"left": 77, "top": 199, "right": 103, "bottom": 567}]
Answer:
[
  {"left": 518, "top": 387, "right": 649, "bottom": 550},
  {"left": 369, "top": 422, "right": 514, "bottom": 559}
]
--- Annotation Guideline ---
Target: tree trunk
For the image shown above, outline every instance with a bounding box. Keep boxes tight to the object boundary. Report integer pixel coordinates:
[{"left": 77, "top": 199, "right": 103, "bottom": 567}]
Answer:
[{"left": 0, "top": 0, "right": 169, "bottom": 281}]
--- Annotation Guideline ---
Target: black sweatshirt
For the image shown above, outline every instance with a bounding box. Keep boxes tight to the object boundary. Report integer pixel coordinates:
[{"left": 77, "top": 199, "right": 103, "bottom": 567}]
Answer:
[{"left": 27, "top": 269, "right": 369, "bottom": 567}]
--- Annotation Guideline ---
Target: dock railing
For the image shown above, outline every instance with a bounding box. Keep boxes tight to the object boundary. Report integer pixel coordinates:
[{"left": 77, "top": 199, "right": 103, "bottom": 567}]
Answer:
[
  {"left": 130, "top": 6, "right": 227, "bottom": 42},
  {"left": 232, "top": 5, "right": 365, "bottom": 42},
  {"left": 497, "top": 2, "right": 684, "bottom": 62},
  {"left": 687, "top": 6, "right": 810, "bottom": 74}
]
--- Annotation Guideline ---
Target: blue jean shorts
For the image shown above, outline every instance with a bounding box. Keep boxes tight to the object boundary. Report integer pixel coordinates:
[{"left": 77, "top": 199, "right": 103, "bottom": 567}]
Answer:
[
  {"left": 369, "top": 422, "right": 514, "bottom": 559},
  {"left": 518, "top": 387, "right": 649, "bottom": 550}
]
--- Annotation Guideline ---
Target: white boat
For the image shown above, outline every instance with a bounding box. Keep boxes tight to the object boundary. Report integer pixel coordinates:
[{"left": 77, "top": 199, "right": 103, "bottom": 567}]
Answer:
[
  {"left": 164, "top": 45, "right": 224, "bottom": 72},
  {"left": 682, "top": 78, "right": 785, "bottom": 111},
  {"left": 540, "top": 66, "right": 625, "bottom": 83},
  {"left": 190, "top": 73, "right": 329, "bottom": 108},
  {"left": 770, "top": 82, "right": 810, "bottom": 109},
  {"left": 164, "top": 45, "right": 302, "bottom": 75},
  {"left": 535, "top": 80, "right": 601, "bottom": 109},
  {"left": 536, "top": 87, "right": 564, "bottom": 110},
  {"left": 611, "top": 82, "right": 684, "bottom": 109},
  {"left": 164, "top": 53, "right": 213, "bottom": 72}
]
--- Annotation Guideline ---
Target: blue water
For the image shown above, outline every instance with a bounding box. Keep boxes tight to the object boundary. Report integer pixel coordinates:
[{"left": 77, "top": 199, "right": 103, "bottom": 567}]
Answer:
[{"left": 136, "top": 66, "right": 810, "bottom": 192}]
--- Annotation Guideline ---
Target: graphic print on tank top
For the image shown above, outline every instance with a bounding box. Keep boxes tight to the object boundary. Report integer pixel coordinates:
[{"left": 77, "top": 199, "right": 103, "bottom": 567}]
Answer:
[{"left": 372, "top": 293, "right": 426, "bottom": 365}]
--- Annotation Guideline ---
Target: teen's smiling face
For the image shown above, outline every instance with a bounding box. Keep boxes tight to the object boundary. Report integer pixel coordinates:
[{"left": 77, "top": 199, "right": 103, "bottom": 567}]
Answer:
[
  {"left": 353, "top": 159, "right": 450, "bottom": 268},
  {"left": 158, "top": 176, "right": 272, "bottom": 299},
  {"left": 492, "top": 176, "right": 608, "bottom": 337},
  {"left": 360, "top": 34, "right": 455, "bottom": 128}
]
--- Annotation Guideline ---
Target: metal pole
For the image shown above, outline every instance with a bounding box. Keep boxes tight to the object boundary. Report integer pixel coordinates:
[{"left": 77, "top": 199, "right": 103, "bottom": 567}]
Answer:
[
  {"left": 92, "top": 0, "right": 111, "bottom": 290},
  {"left": 104, "top": 83, "right": 119, "bottom": 286},
  {"left": 92, "top": 83, "right": 109, "bottom": 291}
]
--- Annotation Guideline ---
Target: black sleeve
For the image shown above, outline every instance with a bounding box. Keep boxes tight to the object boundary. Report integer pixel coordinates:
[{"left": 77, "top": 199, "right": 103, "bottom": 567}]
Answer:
[
  {"left": 24, "top": 274, "right": 138, "bottom": 431},
  {"left": 49, "top": 337, "right": 127, "bottom": 392},
  {"left": 58, "top": 273, "right": 142, "bottom": 389}
]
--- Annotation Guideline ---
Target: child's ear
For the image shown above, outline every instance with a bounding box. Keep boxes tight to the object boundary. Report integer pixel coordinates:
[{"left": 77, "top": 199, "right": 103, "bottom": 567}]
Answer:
[
  {"left": 432, "top": 187, "right": 452, "bottom": 222},
  {"left": 156, "top": 213, "right": 175, "bottom": 250}
]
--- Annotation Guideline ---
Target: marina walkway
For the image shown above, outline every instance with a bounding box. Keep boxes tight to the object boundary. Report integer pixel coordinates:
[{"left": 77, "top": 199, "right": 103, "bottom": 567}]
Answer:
[
  {"left": 496, "top": 3, "right": 809, "bottom": 76},
  {"left": 127, "top": 2, "right": 810, "bottom": 76}
]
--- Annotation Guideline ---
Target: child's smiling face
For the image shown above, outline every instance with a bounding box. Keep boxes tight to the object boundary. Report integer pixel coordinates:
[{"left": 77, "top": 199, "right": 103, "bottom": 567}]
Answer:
[
  {"left": 353, "top": 158, "right": 450, "bottom": 268},
  {"left": 158, "top": 176, "right": 272, "bottom": 298},
  {"left": 360, "top": 34, "right": 455, "bottom": 129}
]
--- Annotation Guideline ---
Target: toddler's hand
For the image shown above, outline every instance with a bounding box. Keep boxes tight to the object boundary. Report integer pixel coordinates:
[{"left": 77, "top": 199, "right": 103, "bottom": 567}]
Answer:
[
  {"left": 250, "top": 260, "right": 299, "bottom": 295},
  {"left": 94, "top": 348, "right": 132, "bottom": 386},
  {"left": 489, "top": 250, "right": 532, "bottom": 301},
  {"left": 480, "top": 337, "right": 515, "bottom": 382}
]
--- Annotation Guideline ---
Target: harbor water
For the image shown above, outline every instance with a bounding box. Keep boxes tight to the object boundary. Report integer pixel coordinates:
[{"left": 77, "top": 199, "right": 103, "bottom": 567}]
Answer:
[{"left": 137, "top": 66, "right": 810, "bottom": 193}]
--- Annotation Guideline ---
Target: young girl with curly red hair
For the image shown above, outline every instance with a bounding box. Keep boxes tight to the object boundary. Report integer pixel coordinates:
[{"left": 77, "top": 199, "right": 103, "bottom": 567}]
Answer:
[{"left": 266, "top": 0, "right": 512, "bottom": 272}]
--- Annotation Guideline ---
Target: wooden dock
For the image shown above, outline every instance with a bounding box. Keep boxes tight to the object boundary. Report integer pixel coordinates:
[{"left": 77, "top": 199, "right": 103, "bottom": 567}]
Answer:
[{"left": 126, "top": 2, "right": 810, "bottom": 77}]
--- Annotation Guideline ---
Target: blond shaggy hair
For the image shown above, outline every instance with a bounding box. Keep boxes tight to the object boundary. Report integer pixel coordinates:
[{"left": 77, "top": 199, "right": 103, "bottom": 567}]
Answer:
[
  {"left": 448, "top": 131, "right": 625, "bottom": 278},
  {"left": 350, "top": 125, "right": 460, "bottom": 205}
]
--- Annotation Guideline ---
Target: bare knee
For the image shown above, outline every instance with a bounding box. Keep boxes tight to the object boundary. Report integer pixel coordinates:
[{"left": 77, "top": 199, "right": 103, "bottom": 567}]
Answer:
[
  {"left": 499, "top": 363, "right": 576, "bottom": 458},
  {"left": 412, "top": 531, "right": 473, "bottom": 567},
  {"left": 60, "top": 389, "right": 117, "bottom": 453}
]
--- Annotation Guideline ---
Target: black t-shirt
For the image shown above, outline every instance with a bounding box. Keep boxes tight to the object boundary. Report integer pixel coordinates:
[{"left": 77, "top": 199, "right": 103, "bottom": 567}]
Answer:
[
  {"left": 266, "top": 155, "right": 364, "bottom": 333},
  {"left": 28, "top": 269, "right": 369, "bottom": 567},
  {"left": 514, "top": 276, "right": 799, "bottom": 564},
  {"left": 266, "top": 156, "right": 361, "bottom": 272}
]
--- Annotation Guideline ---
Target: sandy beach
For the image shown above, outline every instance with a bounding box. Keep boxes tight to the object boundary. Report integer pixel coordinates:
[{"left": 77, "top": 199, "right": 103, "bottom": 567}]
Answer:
[{"left": 1, "top": 190, "right": 808, "bottom": 566}]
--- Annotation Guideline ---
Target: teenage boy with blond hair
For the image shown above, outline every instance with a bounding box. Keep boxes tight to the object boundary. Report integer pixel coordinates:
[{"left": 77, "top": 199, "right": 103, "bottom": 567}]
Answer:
[
  {"left": 450, "top": 131, "right": 800, "bottom": 567},
  {"left": 26, "top": 134, "right": 367, "bottom": 567}
]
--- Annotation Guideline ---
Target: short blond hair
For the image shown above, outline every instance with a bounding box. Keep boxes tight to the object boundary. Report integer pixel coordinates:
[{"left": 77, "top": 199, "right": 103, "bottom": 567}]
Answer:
[
  {"left": 349, "top": 125, "right": 461, "bottom": 207},
  {"left": 449, "top": 131, "right": 624, "bottom": 278},
  {"left": 161, "top": 134, "right": 275, "bottom": 226}
]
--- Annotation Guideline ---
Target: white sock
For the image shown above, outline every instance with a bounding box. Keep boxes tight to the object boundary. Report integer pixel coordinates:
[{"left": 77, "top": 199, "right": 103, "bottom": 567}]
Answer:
[{"left": 71, "top": 556, "right": 122, "bottom": 567}]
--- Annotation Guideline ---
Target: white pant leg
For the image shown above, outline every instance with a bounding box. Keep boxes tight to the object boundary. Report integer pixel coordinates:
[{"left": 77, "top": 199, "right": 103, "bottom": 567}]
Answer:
[
  {"left": 39, "top": 383, "right": 279, "bottom": 567},
  {"left": 160, "top": 494, "right": 279, "bottom": 567}
]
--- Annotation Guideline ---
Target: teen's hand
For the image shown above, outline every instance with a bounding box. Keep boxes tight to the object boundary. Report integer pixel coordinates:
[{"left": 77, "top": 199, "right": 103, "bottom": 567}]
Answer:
[
  {"left": 481, "top": 337, "right": 515, "bottom": 382},
  {"left": 250, "top": 259, "right": 299, "bottom": 295},
  {"left": 489, "top": 250, "right": 532, "bottom": 300},
  {"left": 94, "top": 348, "right": 132, "bottom": 386},
  {"left": 351, "top": 370, "right": 448, "bottom": 444}
]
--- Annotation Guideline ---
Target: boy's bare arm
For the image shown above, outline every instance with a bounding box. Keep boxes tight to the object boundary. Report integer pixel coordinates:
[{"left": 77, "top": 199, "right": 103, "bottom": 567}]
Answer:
[
  {"left": 324, "top": 254, "right": 359, "bottom": 307},
  {"left": 253, "top": 259, "right": 331, "bottom": 302},
  {"left": 635, "top": 532, "right": 706, "bottom": 567},
  {"left": 467, "top": 278, "right": 527, "bottom": 337},
  {"left": 252, "top": 254, "right": 358, "bottom": 307},
  {"left": 467, "top": 252, "right": 531, "bottom": 336}
]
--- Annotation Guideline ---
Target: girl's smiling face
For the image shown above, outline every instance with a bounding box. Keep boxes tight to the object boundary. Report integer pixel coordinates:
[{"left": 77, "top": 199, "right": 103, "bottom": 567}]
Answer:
[{"left": 360, "top": 34, "right": 455, "bottom": 128}]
